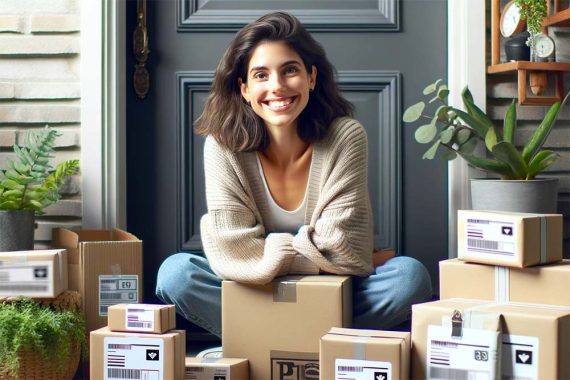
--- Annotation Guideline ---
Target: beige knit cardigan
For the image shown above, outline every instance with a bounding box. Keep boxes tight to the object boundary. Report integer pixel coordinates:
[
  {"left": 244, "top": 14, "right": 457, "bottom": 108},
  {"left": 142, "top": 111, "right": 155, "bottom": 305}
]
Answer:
[{"left": 200, "top": 117, "right": 374, "bottom": 284}]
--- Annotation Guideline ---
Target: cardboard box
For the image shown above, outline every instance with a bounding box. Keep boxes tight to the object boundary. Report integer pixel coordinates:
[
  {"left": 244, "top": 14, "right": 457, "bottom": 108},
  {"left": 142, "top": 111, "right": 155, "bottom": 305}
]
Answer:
[
  {"left": 52, "top": 228, "right": 143, "bottom": 333},
  {"left": 411, "top": 299, "right": 501, "bottom": 379},
  {"left": 0, "top": 249, "right": 67, "bottom": 298},
  {"left": 320, "top": 327, "right": 410, "bottom": 380},
  {"left": 108, "top": 303, "right": 176, "bottom": 334},
  {"left": 185, "top": 357, "right": 249, "bottom": 380},
  {"left": 90, "top": 326, "right": 185, "bottom": 380},
  {"left": 457, "top": 210, "right": 562, "bottom": 267},
  {"left": 222, "top": 275, "right": 352, "bottom": 380},
  {"left": 440, "top": 258, "right": 570, "bottom": 306},
  {"left": 412, "top": 300, "right": 570, "bottom": 379}
]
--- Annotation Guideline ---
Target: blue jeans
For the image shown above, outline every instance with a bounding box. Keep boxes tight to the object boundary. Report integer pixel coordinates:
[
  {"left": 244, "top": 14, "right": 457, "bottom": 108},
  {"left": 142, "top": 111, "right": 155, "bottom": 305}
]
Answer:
[{"left": 155, "top": 253, "right": 432, "bottom": 338}]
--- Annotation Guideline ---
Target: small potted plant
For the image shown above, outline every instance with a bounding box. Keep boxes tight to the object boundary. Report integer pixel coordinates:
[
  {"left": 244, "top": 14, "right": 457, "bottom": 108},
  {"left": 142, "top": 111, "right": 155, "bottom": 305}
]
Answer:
[
  {"left": 0, "top": 126, "right": 79, "bottom": 251},
  {"left": 514, "top": 0, "right": 548, "bottom": 60},
  {"left": 0, "top": 296, "right": 87, "bottom": 379},
  {"left": 403, "top": 79, "right": 568, "bottom": 213}
]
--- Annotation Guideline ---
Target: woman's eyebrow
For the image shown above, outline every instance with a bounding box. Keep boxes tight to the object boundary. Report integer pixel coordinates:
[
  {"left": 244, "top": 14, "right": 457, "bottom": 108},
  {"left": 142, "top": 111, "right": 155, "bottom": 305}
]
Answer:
[{"left": 249, "top": 60, "right": 302, "bottom": 73}]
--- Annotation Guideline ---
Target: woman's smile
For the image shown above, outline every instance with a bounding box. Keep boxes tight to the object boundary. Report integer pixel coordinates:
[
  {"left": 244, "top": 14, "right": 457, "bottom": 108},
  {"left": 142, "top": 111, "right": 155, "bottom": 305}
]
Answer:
[{"left": 262, "top": 96, "right": 297, "bottom": 111}]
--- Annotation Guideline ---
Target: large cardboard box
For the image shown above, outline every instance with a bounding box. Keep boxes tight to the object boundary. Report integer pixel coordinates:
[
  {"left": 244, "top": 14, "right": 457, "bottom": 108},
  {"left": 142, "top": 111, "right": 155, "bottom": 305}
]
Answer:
[
  {"left": 0, "top": 249, "right": 67, "bottom": 298},
  {"left": 411, "top": 299, "right": 501, "bottom": 379},
  {"left": 185, "top": 357, "right": 249, "bottom": 380},
  {"left": 412, "top": 300, "right": 570, "bottom": 379},
  {"left": 108, "top": 303, "right": 176, "bottom": 334},
  {"left": 90, "top": 326, "right": 185, "bottom": 380},
  {"left": 52, "top": 228, "right": 143, "bottom": 333},
  {"left": 320, "top": 327, "right": 410, "bottom": 380},
  {"left": 222, "top": 275, "right": 352, "bottom": 380},
  {"left": 457, "top": 210, "right": 562, "bottom": 267},
  {"left": 440, "top": 258, "right": 570, "bottom": 306}
]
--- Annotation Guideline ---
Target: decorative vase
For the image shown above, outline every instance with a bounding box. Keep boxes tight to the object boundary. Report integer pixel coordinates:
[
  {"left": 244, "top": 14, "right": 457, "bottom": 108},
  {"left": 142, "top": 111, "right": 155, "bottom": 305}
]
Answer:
[
  {"left": 470, "top": 178, "right": 558, "bottom": 214},
  {"left": 0, "top": 210, "right": 35, "bottom": 251}
]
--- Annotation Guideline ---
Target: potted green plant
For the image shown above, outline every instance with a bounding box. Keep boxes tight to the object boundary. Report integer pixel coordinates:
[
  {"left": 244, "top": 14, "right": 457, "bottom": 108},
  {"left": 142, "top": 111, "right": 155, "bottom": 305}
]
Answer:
[
  {"left": 0, "top": 126, "right": 79, "bottom": 251},
  {"left": 403, "top": 79, "right": 568, "bottom": 213},
  {"left": 514, "top": 0, "right": 547, "bottom": 60},
  {"left": 0, "top": 297, "right": 87, "bottom": 379}
]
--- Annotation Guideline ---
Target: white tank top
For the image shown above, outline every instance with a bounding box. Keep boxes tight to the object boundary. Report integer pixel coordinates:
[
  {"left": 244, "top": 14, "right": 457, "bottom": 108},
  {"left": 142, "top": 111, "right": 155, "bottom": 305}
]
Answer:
[{"left": 256, "top": 154, "right": 310, "bottom": 233}]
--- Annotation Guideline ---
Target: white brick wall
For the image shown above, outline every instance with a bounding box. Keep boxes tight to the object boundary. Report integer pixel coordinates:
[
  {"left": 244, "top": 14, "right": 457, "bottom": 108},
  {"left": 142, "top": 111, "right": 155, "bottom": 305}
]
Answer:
[{"left": 0, "top": 0, "right": 81, "bottom": 246}]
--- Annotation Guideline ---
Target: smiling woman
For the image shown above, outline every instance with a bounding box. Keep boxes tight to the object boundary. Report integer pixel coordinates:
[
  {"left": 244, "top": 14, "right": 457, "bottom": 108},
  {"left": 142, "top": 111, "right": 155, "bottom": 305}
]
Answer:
[{"left": 155, "top": 11, "right": 432, "bottom": 342}]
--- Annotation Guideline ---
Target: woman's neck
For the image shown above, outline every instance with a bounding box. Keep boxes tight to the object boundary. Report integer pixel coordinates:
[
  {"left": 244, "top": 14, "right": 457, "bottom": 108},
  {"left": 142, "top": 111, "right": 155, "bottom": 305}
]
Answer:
[{"left": 262, "top": 125, "right": 310, "bottom": 170}]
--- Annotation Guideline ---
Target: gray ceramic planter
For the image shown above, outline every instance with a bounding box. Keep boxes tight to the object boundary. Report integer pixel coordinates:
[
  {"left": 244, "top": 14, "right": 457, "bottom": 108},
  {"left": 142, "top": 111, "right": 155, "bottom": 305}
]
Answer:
[
  {"left": 470, "top": 178, "right": 558, "bottom": 214},
  {"left": 0, "top": 210, "right": 35, "bottom": 251}
]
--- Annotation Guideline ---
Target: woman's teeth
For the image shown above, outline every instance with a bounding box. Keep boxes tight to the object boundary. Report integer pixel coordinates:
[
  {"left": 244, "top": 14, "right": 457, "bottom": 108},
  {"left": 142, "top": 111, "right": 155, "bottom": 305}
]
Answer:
[{"left": 266, "top": 97, "right": 294, "bottom": 110}]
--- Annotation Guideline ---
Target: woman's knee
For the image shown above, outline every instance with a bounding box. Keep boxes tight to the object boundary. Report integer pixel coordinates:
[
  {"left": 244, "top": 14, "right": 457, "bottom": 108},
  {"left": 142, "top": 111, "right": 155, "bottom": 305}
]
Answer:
[
  {"left": 155, "top": 253, "right": 198, "bottom": 300},
  {"left": 389, "top": 256, "right": 433, "bottom": 300}
]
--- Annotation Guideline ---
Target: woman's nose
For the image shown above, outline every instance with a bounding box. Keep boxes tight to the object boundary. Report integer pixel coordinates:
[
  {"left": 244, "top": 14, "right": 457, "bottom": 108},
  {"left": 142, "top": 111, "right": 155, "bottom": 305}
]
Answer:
[{"left": 269, "top": 74, "right": 286, "bottom": 91}]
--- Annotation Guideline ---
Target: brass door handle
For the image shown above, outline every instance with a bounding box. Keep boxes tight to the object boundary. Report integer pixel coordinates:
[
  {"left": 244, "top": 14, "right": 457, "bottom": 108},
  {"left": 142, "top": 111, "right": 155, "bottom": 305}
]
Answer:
[{"left": 133, "top": 0, "right": 150, "bottom": 99}]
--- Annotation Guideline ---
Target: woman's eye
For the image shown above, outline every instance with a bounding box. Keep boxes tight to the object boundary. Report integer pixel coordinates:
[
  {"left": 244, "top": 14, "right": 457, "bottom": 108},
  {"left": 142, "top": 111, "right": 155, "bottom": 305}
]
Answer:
[
  {"left": 253, "top": 72, "right": 267, "bottom": 80},
  {"left": 285, "top": 66, "right": 298, "bottom": 75}
]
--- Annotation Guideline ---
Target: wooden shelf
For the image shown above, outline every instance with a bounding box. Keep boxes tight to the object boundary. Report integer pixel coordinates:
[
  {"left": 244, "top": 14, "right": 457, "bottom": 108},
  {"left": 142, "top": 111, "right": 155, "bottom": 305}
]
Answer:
[
  {"left": 544, "top": 7, "right": 570, "bottom": 27},
  {"left": 488, "top": 61, "right": 570, "bottom": 74}
]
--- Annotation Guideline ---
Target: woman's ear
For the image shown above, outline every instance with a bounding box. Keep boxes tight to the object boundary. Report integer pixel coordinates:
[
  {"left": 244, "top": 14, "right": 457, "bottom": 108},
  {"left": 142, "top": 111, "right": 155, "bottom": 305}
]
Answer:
[
  {"left": 310, "top": 65, "right": 317, "bottom": 90},
  {"left": 239, "top": 78, "right": 250, "bottom": 103}
]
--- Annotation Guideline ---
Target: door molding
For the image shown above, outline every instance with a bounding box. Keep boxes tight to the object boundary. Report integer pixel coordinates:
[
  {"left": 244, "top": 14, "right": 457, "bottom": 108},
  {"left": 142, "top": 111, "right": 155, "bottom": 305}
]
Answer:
[
  {"left": 175, "top": 70, "right": 401, "bottom": 252},
  {"left": 81, "top": 0, "right": 126, "bottom": 229},
  {"left": 447, "top": 0, "right": 486, "bottom": 257},
  {"left": 176, "top": 0, "right": 399, "bottom": 32}
]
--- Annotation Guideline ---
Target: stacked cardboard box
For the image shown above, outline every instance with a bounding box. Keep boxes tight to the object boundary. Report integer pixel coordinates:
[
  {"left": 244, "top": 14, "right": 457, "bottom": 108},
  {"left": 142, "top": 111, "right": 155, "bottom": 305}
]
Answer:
[
  {"left": 91, "top": 303, "right": 186, "bottom": 379},
  {"left": 52, "top": 228, "right": 143, "bottom": 333},
  {"left": 412, "top": 209, "right": 567, "bottom": 379},
  {"left": 185, "top": 357, "right": 249, "bottom": 380},
  {"left": 222, "top": 275, "right": 352, "bottom": 380}
]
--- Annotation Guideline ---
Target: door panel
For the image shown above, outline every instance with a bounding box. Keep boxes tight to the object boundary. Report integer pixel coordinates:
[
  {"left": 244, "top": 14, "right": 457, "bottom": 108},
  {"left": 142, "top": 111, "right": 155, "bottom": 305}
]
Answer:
[{"left": 126, "top": 0, "right": 448, "bottom": 305}]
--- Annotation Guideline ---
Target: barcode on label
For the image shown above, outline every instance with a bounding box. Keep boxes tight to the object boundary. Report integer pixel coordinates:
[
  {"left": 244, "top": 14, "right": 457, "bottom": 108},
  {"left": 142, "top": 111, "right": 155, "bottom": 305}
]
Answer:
[
  {"left": 101, "top": 293, "right": 132, "bottom": 300},
  {"left": 431, "top": 340, "right": 458, "bottom": 348},
  {"left": 0, "top": 284, "right": 48, "bottom": 291},
  {"left": 107, "top": 368, "right": 141, "bottom": 379},
  {"left": 468, "top": 219, "right": 490, "bottom": 224},
  {"left": 429, "top": 367, "right": 472, "bottom": 378},
  {"left": 337, "top": 366, "right": 363, "bottom": 372},
  {"left": 185, "top": 367, "right": 205, "bottom": 372},
  {"left": 467, "top": 238, "right": 499, "bottom": 250},
  {"left": 127, "top": 321, "right": 152, "bottom": 329},
  {"left": 108, "top": 344, "right": 132, "bottom": 350}
]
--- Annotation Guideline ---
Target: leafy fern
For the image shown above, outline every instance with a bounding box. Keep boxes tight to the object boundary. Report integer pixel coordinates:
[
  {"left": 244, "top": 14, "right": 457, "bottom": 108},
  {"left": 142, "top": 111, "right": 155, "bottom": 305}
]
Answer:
[
  {"left": 0, "top": 298, "right": 87, "bottom": 378},
  {"left": 0, "top": 127, "right": 79, "bottom": 213}
]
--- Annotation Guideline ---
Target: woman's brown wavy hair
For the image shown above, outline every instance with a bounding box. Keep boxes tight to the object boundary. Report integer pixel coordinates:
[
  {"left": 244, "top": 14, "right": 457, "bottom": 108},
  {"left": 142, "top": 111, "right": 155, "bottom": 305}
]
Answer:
[{"left": 194, "top": 11, "right": 353, "bottom": 152}]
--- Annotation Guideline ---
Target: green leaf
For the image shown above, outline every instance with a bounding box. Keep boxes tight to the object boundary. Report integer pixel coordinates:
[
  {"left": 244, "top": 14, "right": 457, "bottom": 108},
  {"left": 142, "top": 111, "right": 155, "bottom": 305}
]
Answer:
[
  {"left": 423, "top": 139, "right": 441, "bottom": 160},
  {"left": 1, "top": 189, "right": 23, "bottom": 198},
  {"left": 435, "top": 105, "right": 450, "bottom": 121},
  {"left": 2, "top": 179, "right": 24, "bottom": 191},
  {"left": 458, "top": 138, "right": 479, "bottom": 154},
  {"left": 503, "top": 99, "right": 517, "bottom": 143},
  {"left": 485, "top": 127, "right": 498, "bottom": 152},
  {"left": 437, "top": 85, "right": 449, "bottom": 101},
  {"left": 423, "top": 79, "right": 443, "bottom": 95},
  {"left": 440, "top": 126, "right": 455, "bottom": 144},
  {"left": 461, "top": 86, "right": 494, "bottom": 132},
  {"left": 527, "top": 150, "right": 559, "bottom": 179},
  {"left": 0, "top": 201, "right": 19, "bottom": 210},
  {"left": 403, "top": 102, "right": 426, "bottom": 123},
  {"left": 459, "top": 153, "right": 513, "bottom": 177},
  {"left": 452, "top": 108, "right": 489, "bottom": 139},
  {"left": 415, "top": 124, "right": 438, "bottom": 144},
  {"left": 492, "top": 141, "right": 528, "bottom": 179},
  {"left": 522, "top": 97, "right": 565, "bottom": 163},
  {"left": 441, "top": 150, "right": 458, "bottom": 161},
  {"left": 457, "top": 129, "right": 471, "bottom": 144}
]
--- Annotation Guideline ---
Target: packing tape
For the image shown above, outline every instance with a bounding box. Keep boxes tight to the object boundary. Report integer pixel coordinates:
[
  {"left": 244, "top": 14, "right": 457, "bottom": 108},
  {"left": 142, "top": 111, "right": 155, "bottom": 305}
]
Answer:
[
  {"left": 201, "top": 357, "right": 221, "bottom": 364},
  {"left": 494, "top": 266, "right": 510, "bottom": 303},
  {"left": 273, "top": 279, "right": 298, "bottom": 302},
  {"left": 351, "top": 337, "right": 368, "bottom": 360},
  {"left": 539, "top": 215, "right": 547, "bottom": 264},
  {"left": 59, "top": 250, "right": 64, "bottom": 288},
  {"left": 110, "top": 263, "right": 122, "bottom": 275}
]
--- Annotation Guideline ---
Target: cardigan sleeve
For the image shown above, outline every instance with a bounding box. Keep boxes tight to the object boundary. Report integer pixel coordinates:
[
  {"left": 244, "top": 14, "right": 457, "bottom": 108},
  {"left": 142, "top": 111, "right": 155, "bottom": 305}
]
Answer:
[
  {"left": 200, "top": 137, "right": 318, "bottom": 285},
  {"left": 292, "top": 120, "right": 374, "bottom": 276}
]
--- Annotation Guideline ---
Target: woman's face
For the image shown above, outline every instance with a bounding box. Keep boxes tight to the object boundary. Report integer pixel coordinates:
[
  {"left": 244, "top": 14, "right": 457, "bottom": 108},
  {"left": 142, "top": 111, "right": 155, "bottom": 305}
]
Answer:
[{"left": 240, "top": 41, "right": 317, "bottom": 132}]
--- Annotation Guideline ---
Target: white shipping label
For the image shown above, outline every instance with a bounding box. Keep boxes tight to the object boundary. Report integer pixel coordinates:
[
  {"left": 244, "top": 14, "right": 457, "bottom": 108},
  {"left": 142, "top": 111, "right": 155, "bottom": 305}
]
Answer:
[
  {"left": 502, "top": 334, "right": 539, "bottom": 379},
  {"left": 0, "top": 260, "right": 53, "bottom": 297},
  {"left": 185, "top": 362, "right": 230, "bottom": 380},
  {"left": 335, "top": 358, "right": 392, "bottom": 380},
  {"left": 465, "top": 217, "right": 517, "bottom": 261},
  {"left": 427, "top": 325, "right": 500, "bottom": 380},
  {"left": 126, "top": 305, "right": 157, "bottom": 332},
  {"left": 104, "top": 337, "right": 164, "bottom": 380},
  {"left": 99, "top": 275, "right": 139, "bottom": 316}
]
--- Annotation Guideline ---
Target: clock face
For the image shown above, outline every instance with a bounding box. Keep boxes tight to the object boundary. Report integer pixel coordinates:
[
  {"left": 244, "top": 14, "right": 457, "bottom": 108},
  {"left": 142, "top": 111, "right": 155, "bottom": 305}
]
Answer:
[
  {"left": 534, "top": 34, "right": 555, "bottom": 57},
  {"left": 500, "top": 1, "right": 525, "bottom": 38}
]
